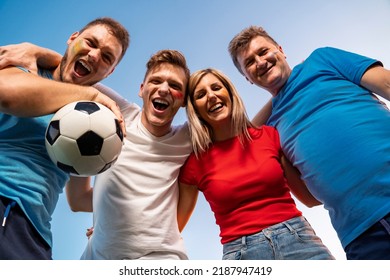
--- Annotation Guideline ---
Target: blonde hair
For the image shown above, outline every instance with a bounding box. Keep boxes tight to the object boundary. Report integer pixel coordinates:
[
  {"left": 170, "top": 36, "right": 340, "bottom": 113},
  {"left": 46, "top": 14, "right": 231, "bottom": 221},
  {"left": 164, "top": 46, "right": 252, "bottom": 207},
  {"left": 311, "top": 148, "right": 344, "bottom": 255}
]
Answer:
[{"left": 186, "top": 68, "right": 253, "bottom": 156}]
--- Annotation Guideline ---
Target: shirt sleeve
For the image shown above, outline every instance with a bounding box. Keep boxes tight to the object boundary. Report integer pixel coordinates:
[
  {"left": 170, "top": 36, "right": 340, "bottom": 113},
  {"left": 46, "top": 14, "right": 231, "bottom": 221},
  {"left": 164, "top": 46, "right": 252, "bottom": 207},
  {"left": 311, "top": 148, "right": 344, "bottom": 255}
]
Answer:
[{"left": 178, "top": 153, "right": 197, "bottom": 185}]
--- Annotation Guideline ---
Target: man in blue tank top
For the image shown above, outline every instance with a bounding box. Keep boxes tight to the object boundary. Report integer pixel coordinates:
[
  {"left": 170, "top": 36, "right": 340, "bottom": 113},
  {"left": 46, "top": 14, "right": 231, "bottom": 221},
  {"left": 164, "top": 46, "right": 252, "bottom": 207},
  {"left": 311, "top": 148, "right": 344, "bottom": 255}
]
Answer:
[
  {"left": 0, "top": 17, "right": 129, "bottom": 259},
  {"left": 228, "top": 25, "right": 390, "bottom": 259}
]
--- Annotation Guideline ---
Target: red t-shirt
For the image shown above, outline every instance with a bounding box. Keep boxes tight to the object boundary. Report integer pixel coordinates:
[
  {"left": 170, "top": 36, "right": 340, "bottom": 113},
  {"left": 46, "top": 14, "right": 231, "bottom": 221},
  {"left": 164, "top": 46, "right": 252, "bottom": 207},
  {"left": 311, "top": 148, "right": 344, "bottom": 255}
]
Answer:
[{"left": 179, "top": 126, "right": 302, "bottom": 244}]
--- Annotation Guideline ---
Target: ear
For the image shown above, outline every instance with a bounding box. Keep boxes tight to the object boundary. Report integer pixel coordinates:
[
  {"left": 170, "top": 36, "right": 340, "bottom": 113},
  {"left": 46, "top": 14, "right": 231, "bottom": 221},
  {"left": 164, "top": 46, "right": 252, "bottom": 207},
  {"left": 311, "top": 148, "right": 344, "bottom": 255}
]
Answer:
[
  {"left": 278, "top": 45, "right": 287, "bottom": 58},
  {"left": 138, "top": 83, "right": 144, "bottom": 98},
  {"left": 105, "top": 67, "right": 115, "bottom": 78},
  {"left": 67, "top": 31, "right": 80, "bottom": 45}
]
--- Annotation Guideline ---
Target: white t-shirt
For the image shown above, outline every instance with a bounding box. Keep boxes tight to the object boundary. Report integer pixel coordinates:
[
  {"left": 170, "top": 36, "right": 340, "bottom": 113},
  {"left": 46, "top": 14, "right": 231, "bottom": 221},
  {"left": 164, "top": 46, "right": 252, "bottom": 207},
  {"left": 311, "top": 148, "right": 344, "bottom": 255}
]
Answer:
[{"left": 81, "top": 85, "right": 192, "bottom": 259}]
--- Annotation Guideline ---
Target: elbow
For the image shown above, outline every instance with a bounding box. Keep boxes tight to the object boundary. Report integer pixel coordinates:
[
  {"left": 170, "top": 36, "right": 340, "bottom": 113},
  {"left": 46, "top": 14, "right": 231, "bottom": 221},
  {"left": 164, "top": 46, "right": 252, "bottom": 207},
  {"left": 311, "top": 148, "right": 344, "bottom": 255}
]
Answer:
[
  {"left": 0, "top": 92, "right": 15, "bottom": 114},
  {"left": 67, "top": 198, "right": 92, "bottom": 212},
  {"left": 305, "top": 202, "right": 320, "bottom": 208},
  {"left": 301, "top": 199, "right": 322, "bottom": 208},
  {"left": 68, "top": 203, "right": 83, "bottom": 212},
  {"left": 0, "top": 99, "right": 10, "bottom": 112}
]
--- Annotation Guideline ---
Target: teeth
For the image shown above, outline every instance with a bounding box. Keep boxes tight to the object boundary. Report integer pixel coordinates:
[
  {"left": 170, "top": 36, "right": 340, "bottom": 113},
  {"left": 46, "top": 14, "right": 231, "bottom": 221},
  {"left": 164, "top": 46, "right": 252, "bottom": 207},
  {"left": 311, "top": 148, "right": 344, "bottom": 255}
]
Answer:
[
  {"left": 79, "top": 60, "right": 91, "bottom": 72},
  {"left": 210, "top": 103, "right": 222, "bottom": 112},
  {"left": 154, "top": 98, "right": 168, "bottom": 105}
]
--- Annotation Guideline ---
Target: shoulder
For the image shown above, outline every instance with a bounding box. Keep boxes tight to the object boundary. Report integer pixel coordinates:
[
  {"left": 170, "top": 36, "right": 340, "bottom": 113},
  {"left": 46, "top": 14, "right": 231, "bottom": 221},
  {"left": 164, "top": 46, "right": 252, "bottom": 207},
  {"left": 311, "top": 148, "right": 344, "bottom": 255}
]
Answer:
[
  {"left": 250, "top": 126, "right": 280, "bottom": 146},
  {"left": 310, "top": 46, "right": 340, "bottom": 55},
  {"left": 171, "top": 121, "right": 190, "bottom": 136},
  {"left": 249, "top": 125, "right": 278, "bottom": 137}
]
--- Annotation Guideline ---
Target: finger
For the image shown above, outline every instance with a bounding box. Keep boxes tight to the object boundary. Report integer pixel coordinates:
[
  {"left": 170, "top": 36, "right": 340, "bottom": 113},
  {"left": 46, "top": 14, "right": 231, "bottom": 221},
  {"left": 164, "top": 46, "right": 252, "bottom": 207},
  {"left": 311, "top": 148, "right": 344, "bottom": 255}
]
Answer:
[
  {"left": 107, "top": 103, "right": 126, "bottom": 138},
  {"left": 114, "top": 105, "right": 126, "bottom": 138}
]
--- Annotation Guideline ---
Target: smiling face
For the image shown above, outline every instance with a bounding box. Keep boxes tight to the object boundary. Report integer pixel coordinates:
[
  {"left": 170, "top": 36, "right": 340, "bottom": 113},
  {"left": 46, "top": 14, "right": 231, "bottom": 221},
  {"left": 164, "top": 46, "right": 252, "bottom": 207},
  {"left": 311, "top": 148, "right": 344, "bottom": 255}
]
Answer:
[
  {"left": 192, "top": 73, "right": 233, "bottom": 132},
  {"left": 237, "top": 36, "right": 291, "bottom": 96},
  {"left": 138, "top": 62, "right": 187, "bottom": 137},
  {"left": 55, "top": 24, "right": 123, "bottom": 85}
]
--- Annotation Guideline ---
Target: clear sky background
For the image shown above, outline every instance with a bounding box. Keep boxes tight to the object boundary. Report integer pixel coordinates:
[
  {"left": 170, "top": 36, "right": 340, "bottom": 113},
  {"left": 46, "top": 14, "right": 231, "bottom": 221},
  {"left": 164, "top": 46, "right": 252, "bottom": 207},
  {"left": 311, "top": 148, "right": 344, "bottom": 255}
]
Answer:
[{"left": 1, "top": 0, "right": 389, "bottom": 260}]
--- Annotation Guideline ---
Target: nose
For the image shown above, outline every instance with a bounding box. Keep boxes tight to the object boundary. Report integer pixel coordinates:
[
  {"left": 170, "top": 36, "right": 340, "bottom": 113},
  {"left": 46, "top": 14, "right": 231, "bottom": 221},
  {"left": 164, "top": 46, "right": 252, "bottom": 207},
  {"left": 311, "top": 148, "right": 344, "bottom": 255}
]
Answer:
[
  {"left": 255, "top": 55, "right": 267, "bottom": 68},
  {"left": 206, "top": 90, "right": 217, "bottom": 101},
  {"left": 87, "top": 49, "right": 100, "bottom": 63},
  {"left": 159, "top": 81, "right": 170, "bottom": 94}
]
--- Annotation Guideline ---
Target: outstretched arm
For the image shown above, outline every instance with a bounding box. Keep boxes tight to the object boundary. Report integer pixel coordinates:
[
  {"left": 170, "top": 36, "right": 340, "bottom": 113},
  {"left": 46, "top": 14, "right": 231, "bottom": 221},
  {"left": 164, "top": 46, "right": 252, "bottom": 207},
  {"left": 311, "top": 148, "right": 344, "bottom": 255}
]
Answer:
[
  {"left": 280, "top": 154, "right": 322, "bottom": 208},
  {"left": 177, "top": 183, "right": 199, "bottom": 232},
  {"left": 0, "top": 42, "right": 61, "bottom": 73},
  {"left": 66, "top": 176, "right": 93, "bottom": 212}
]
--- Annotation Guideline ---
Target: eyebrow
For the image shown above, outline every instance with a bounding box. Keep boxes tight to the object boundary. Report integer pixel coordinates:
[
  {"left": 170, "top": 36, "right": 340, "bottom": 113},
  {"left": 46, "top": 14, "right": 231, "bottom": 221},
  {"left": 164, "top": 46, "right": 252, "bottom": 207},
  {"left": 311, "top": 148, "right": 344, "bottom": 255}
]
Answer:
[{"left": 88, "top": 35, "right": 116, "bottom": 64}]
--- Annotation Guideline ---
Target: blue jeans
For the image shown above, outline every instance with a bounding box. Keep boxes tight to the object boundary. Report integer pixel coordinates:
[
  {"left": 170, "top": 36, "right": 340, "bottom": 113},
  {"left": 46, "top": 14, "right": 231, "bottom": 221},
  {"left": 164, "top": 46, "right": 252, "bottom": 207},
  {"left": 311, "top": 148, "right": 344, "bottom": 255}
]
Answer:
[
  {"left": 345, "top": 212, "right": 390, "bottom": 260},
  {"left": 222, "top": 216, "right": 335, "bottom": 260}
]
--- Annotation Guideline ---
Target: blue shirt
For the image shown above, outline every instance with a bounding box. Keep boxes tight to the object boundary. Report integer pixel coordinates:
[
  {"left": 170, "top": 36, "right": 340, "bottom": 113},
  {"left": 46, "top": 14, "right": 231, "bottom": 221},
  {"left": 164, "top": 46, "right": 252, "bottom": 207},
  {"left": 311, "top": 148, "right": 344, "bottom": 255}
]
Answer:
[
  {"left": 0, "top": 68, "right": 69, "bottom": 247},
  {"left": 268, "top": 47, "right": 390, "bottom": 248}
]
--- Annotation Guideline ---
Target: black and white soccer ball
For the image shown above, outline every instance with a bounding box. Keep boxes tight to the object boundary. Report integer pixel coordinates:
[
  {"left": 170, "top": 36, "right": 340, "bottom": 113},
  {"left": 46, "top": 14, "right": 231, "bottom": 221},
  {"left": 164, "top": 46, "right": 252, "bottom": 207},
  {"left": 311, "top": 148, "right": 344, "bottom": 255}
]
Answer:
[{"left": 45, "top": 101, "right": 124, "bottom": 176}]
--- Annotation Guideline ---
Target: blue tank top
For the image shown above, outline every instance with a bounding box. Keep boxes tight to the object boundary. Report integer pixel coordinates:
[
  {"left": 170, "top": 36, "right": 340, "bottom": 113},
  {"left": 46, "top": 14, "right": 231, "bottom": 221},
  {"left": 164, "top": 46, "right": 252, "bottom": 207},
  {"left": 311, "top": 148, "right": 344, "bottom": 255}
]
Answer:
[{"left": 0, "top": 67, "right": 68, "bottom": 247}]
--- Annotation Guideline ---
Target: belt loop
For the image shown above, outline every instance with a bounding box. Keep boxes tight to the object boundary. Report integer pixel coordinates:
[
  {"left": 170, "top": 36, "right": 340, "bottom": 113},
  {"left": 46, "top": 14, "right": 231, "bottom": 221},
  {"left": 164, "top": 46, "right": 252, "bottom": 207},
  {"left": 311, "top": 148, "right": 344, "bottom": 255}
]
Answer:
[
  {"left": 241, "top": 235, "right": 246, "bottom": 246},
  {"left": 282, "top": 219, "right": 296, "bottom": 234}
]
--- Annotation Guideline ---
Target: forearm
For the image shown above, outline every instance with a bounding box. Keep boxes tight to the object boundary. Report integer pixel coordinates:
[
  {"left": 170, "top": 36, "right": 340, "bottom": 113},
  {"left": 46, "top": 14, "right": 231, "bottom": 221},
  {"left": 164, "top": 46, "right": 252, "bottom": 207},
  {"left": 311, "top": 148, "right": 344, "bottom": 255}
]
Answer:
[
  {"left": 0, "top": 67, "right": 99, "bottom": 117},
  {"left": 66, "top": 176, "right": 93, "bottom": 212},
  {"left": 281, "top": 155, "right": 322, "bottom": 208},
  {"left": 177, "top": 183, "right": 198, "bottom": 232},
  {"left": 0, "top": 42, "right": 61, "bottom": 74}
]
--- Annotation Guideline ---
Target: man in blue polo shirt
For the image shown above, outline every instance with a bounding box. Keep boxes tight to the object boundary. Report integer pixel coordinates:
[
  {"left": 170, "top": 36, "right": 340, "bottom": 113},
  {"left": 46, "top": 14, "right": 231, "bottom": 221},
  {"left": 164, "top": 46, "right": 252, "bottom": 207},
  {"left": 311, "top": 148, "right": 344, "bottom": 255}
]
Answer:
[{"left": 228, "top": 25, "right": 390, "bottom": 259}]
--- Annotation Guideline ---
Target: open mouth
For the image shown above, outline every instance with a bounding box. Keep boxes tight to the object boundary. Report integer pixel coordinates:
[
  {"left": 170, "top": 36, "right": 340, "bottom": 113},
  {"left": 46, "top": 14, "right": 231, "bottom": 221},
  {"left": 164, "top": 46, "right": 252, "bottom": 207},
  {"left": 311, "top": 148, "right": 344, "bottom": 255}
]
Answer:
[
  {"left": 209, "top": 103, "right": 223, "bottom": 113},
  {"left": 74, "top": 60, "right": 91, "bottom": 77},
  {"left": 152, "top": 98, "right": 169, "bottom": 111}
]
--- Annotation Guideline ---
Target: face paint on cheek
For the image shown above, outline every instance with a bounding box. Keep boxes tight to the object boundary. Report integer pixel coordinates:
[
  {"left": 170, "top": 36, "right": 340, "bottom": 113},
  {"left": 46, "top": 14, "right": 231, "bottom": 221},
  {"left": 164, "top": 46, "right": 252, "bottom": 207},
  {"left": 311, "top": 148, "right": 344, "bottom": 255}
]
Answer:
[
  {"left": 171, "top": 91, "right": 184, "bottom": 100},
  {"left": 71, "top": 40, "right": 84, "bottom": 55}
]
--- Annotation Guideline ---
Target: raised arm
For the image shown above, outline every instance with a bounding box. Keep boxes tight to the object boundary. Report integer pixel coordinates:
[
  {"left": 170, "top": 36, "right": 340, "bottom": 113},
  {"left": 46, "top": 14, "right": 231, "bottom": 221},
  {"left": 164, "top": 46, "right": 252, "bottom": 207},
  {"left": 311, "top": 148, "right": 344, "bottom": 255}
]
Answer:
[
  {"left": 0, "top": 67, "right": 125, "bottom": 133},
  {"left": 0, "top": 67, "right": 99, "bottom": 116},
  {"left": 66, "top": 176, "right": 93, "bottom": 212},
  {"left": 251, "top": 98, "right": 273, "bottom": 127},
  {"left": 361, "top": 64, "right": 390, "bottom": 101},
  {"left": 280, "top": 154, "right": 322, "bottom": 208},
  {"left": 177, "top": 183, "right": 199, "bottom": 232},
  {"left": 0, "top": 42, "right": 61, "bottom": 73}
]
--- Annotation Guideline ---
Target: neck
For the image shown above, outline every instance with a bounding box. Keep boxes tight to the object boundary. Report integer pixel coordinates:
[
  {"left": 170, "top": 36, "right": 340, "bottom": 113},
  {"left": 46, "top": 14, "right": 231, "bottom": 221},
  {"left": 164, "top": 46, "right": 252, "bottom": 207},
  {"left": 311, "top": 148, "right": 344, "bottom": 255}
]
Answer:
[
  {"left": 141, "top": 114, "right": 172, "bottom": 137},
  {"left": 212, "top": 122, "right": 235, "bottom": 142},
  {"left": 52, "top": 66, "right": 62, "bottom": 82}
]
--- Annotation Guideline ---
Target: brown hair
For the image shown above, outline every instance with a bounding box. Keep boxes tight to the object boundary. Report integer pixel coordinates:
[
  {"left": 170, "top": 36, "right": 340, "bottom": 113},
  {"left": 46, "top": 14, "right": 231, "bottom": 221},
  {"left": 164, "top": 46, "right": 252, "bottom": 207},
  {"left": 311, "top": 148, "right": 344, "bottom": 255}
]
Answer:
[
  {"left": 228, "top": 26, "right": 278, "bottom": 75},
  {"left": 79, "top": 17, "right": 130, "bottom": 63},
  {"left": 143, "top": 49, "right": 190, "bottom": 83}
]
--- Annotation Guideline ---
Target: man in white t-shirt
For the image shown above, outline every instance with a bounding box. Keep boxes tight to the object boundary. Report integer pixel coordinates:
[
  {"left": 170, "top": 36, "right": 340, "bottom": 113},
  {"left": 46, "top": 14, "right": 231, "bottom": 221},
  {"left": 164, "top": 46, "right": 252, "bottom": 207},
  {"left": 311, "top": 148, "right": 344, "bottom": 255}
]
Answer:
[{"left": 66, "top": 49, "right": 192, "bottom": 259}]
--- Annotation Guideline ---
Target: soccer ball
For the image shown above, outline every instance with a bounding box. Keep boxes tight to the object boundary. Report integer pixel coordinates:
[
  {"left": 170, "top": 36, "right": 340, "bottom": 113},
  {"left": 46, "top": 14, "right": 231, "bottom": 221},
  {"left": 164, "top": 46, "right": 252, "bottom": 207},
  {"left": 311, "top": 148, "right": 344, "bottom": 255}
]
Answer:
[{"left": 45, "top": 101, "right": 124, "bottom": 176}]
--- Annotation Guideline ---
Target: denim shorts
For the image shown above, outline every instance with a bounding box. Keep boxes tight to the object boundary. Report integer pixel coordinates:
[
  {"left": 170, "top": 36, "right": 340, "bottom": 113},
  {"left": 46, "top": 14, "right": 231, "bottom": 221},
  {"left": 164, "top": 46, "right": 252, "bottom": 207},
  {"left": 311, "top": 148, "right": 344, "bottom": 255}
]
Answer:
[
  {"left": 345, "top": 212, "right": 390, "bottom": 260},
  {"left": 222, "top": 216, "right": 335, "bottom": 260}
]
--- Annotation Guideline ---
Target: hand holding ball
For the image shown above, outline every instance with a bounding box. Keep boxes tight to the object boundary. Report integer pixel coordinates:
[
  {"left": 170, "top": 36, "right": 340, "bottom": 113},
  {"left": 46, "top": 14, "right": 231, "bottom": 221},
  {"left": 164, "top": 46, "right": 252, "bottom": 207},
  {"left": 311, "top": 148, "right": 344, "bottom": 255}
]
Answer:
[{"left": 45, "top": 101, "right": 124, "bottom": 176}]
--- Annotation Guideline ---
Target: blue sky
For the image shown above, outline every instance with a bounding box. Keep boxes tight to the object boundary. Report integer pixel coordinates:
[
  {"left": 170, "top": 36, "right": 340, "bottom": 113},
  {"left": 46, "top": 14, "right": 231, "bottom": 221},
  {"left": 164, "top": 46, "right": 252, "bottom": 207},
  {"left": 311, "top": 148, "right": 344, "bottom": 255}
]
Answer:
[{"left": 1, "top": 0, "right": 389, "bottom": 260}]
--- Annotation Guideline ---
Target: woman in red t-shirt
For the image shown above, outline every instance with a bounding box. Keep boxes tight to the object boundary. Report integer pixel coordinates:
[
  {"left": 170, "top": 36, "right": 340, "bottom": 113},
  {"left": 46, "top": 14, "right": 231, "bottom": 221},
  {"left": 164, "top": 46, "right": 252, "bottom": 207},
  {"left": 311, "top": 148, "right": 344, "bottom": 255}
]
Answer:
[{"left": 178, "top": 68, "right": 334, "bottom": 260}]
